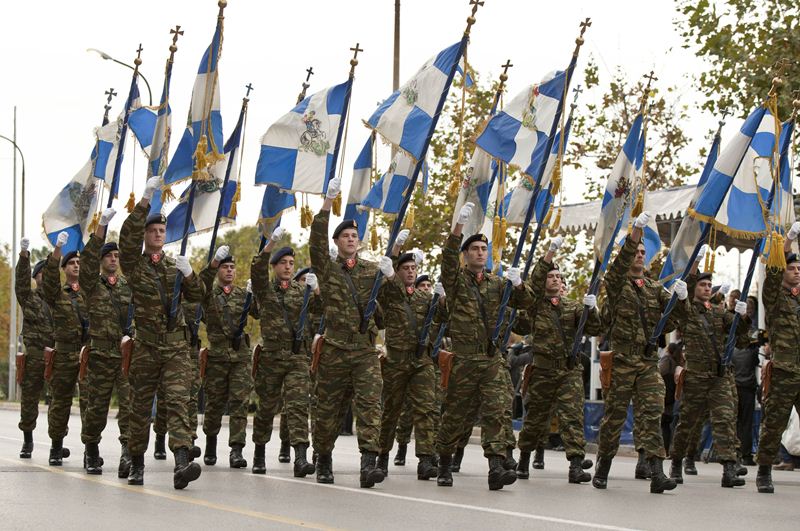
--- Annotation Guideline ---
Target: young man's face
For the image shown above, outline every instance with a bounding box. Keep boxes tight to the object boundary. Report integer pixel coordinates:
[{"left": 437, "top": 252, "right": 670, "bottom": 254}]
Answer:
[
  {"left": 273, "top": 255, "right": 295, "bottom": 282},
  {"left": 417, "top": 280, "right": 433, "bottom": 293},
  {"left": 546, "top": 269, "right": 562, "bottom": 294},
  {"left": 695, "top": 279, "right": 713, "bottom": 302},
  {"left": 63, "top": 257, "right": 80, "bottom": 279},
  {"left": 464, "top": 242, "right": 488, "bottom": 269},
  {"left": 296, "top": 273, "right": 307, "bottom": 286},
  {"left": 784, "top": 262, "right": 800, "bottom": 287},
  {"left": 398, "top": 261, "right": 417, "bottom": 287},
  {"left": 335, "top": 228, "right": 359, "bottom": 257},
  {"left": 217, "top": 262, "right": 236, "bottom": 284},
  {"left": 102, "top": 250, "right": 119, "bottom": 274},
  {"left": 631, "top": 243, "right": 646, "bottom": 270},
  {"left": 145, "top": 223, "right": 166, "bottom": 250}
]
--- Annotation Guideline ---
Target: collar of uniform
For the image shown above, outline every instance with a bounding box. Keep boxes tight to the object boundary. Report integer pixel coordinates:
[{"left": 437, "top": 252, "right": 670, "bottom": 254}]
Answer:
[
  {"left": 218, "top": 283, "right": 234, "bottom": 295},
  {"left": 465, "top": 268, "right": 487, "bottom": 284},
  {"left": 273, "top": 278, "right": 292, "bottom": 291},
  {"left": 63, "top": 282, "right": 80, "bottom": 293},
  {"left": 102, "top": 274, "right": 119, "bottom": 286},
  {"left": 337, "top": 255, "right": 358, "bottom": 271},
  {"left": 629, "top": 276, "right": 646, "bottom": 288},
  {"left": 787, "top": 285, "right": 800, "bottom": 297},
  {"left": 694, "top": 299, "right": 711, "bottom": 312}
]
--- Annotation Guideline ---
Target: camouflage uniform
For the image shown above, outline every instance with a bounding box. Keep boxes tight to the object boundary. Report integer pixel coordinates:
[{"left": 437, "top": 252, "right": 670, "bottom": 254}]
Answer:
[
  {"left": 15, "top": 254, "right": 54, "bottom": 434},
  {"left": 200, "top": 265, "right": 254, "bottom": 448}
]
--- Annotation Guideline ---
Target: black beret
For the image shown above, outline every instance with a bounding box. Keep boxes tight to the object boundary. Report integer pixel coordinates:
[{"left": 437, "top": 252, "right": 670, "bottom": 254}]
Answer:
[
  {"left": 787, "top": 253, "right": 800, "bottom": 265},
  {"left": 461, "top": 233, "right": 488, "bottom": 252},
  {"left": 415, "top": 274, "right": 430, "bottom": 287},
  {"left": 333, "top": 219, "right": 358, "bottom": 239},
  {"left": 697, "top": 272, "right": 713, "bottom": 282},
  {"left": 294, "top": 267, "right": 311, "bottom": 281},
  {"left": 32, "top": 260, "right": 46, "bottom": 278},
  {"left": 218, "top": 255, "right": 235, "bottom": 266},
  {"left": 61, "top": 250, "right": 79, "bottom": 268},
  {"left": 397, "top": 252, "right": 415, "bottom": 267},
  {"left": 100, "top": 241, "right": 119, "bottom": 258},
  {"left": 145, "top": 212, "right": 167, "bottom": 227},
  {"left": 270, "top": 246, "right": 295, "bottom": 265}
]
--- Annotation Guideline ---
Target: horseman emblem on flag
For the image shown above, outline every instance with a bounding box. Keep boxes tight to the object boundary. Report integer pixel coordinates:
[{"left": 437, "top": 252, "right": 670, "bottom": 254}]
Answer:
[
  {"left": 402, "top": 79, "right": 419, "bottom": 105},
  {"left": 521, "top": 85, "right": 541, "bottom": 131},
  {"left": 68, "top": 181, "right": 97, "bottom": 225},
  {"left": 299, "top": 110, "right": 330, "bottom": 156}
]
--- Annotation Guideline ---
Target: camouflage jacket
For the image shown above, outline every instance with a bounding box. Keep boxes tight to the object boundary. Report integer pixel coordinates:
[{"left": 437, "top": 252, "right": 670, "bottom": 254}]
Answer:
[
  {"left": 15, "top": 253, "right": 54, "bottom": 350},
  {"left": 524, "top": 258, "right": 601, "bottom": 365},
  {"left": 672, "top": 273, "right": 751, "bottom": 375},
  {"left": 310, "top": 210, "right": 385, "bottom": 351},
  {"left": 119, "top": 203, "right": 204, "bottom": 343},
  {"left": 763, "top": 265, "right": 800, "bottom": 373},
  {"left": 602, "top": 236, "right": 675, "bottom": 360},
  {"left": 80, "top": 234, "right": 133, "bottom": 353},
  {"left": 378, "top": 275, "right": 434, "bottom": 362},
  {"left": 441, "top": 233, "right": 533, "bottom": 360},
  {"left": 200, "top": 266, "right": 255, "bottom": 360},
  {"left": 42, "top": 253, "right": 88, "bottom": 349}
]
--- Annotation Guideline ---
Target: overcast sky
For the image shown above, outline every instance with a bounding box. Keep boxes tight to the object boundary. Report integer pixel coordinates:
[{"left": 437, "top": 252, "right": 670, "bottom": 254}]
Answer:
[{"left": 2, "top": 0, "right": 730, "bottom": 263}]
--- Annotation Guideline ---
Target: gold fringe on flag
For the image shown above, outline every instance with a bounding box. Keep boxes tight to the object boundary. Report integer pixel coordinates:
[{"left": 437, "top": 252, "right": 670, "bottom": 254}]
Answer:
[
  {"left": 765, "top": 230, "right": 787, "bottom": 270},
  {"left": 88, "top": 212, "right": 100, "bottom": 233},
  {"left": 404, "top": 201, "right": 414, "bottom": 230},
  {"left": 631, "top": 190, "right": 644, "bottom": 218},
  {"left": 160, "top": 185, "right": 176, "bottom": 203},
  {"left": 125, "top": 192, "right": 136, "bottom": 213}
]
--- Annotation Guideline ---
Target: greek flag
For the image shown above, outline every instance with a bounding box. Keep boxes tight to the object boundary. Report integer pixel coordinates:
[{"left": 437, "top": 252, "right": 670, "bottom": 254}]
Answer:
[
  {"left": 255, "top": 81, "right": 351, "bottom": 194},
  {"left": 361, "top": 150, "right": 415, "bottom": 214},
  {"left": 366, "top": 42, "right": 462, "bottom": 161},
  {"left": 475, "top": 70, "right": 568, "bottom": 179},
  {"left": 451, "top": 146, "right": 498, "bottom": 237},
  {"left": 257, "top": 185, "right": 296, "bottom": 240},
  {"left": 91, "top": 117, "right": 122, "bottom": 184},
  {"left": 344, "top": 135, "right": 373, "bottom": 240},
  {"left": 774, "top": 119, "right": 796, "bottom": 227}
]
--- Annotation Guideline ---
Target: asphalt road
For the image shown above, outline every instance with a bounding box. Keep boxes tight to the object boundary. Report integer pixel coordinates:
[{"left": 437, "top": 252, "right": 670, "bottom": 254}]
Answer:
[{"left": 0, "top": 408, "right": 798, "bottom": 530}]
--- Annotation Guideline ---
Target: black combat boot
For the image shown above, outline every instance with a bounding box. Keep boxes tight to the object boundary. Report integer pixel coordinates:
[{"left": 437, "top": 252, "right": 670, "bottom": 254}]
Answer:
[
  {"left": 670, "top": 458, "right": 683, "bottom": 484},
  {"left": 756, "top": 464, "right": 773, "bottom": 493},
  {"left": 649, "top": 457, "right": 677, "bottom": 494},
  {"left": 278, "top": 440, "right": 291, "bottom": 463},
  {"left": 635, "top": 449, "right": 651, "bottom": 479},
  {"left": 417, "top": 455, "right": 437, "bottom": 480},
  {"left": 451, "top": 446, "right": 465, "bottom": 473},
  {"left": 252, "top": 444, "right": 266, "bottom": 474},
  {"left": 721, "top": 461, "right": 745, "bottom": 488},
  {"left": 128, "top": 455, "right": 145, "bottom": 485},
  {"left": 153, "top": 433, "right": 167, "bottom": 460},
  {"left": 504, "top": 447, "right": 518, "bottom": 471},
  {"left": 376, "top": 453, "right": 390, "bottom": 477},
  {"left": 684, "top": 456, "right": 698, "bottom": 475},
  {"left": 118, "top": 442, "right": 132, "bottom": 479},
  {"left": 360, "top": 451, "right": 385, "bottom": 488},
  {"left": 204, "top": 435, "right": 217, "bottom": 466},
  {"left": 735, "top": 458, "right": 748, "bottom": 477},
  {"left": 316, "top": 454, "right": 334, "bottom": 484},
  {"left": 61, "top": 447, "right": 71, "bottom": 458},
  {"left": 568, "top": 456, "right": 591, "bottom": 484},
  {"left": 293, "top": 444, "right": 316, "bottom": 478},
  {"left": 532, "top": 446, "right": 545, "bottom": 470},
  {"left": 488, "top": 455, "right": 517, "bottom": 490},
  {"left": 582, "top": 458, "right": 593, "bottom": 469},
  {"left": 20, "top": 431, "right": 33, "bottom": 458},
  {"left": 393, "top": 443, "right": 407, "bottom": 466},
  {"left": 592, "top": 457, "right": 612, "bottom": 489},
  {"left": 516, "top": 450, "right": 531, "bottom": 479},
  {"left": 190, "top": 444, "right": 202, "bottom": 460},
  {"left": 437, "top": 454, "right": 453, "bottom": 487},
  {"left": 49, "top": 439, "right": 63, "bottom": 466},
  {"left": 230, "top": 444, "right": 247, "bottom": 468},
  {"left": 85, "top": 443, "right": 103, "bottom": 475},
  {"left": 173, "top": 447, "right": 202, "bottom": 490}
]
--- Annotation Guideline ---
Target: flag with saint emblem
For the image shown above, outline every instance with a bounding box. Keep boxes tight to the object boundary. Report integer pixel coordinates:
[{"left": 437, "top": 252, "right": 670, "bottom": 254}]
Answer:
[
  {"left": 344, "top": 135, "right": 373, "bottom": 240},
  {"left": 360, "top": 150, "right": 416, "bottom": 214},
  {"left": 450, "top": 146, "right": 498, "bottom": 237}
]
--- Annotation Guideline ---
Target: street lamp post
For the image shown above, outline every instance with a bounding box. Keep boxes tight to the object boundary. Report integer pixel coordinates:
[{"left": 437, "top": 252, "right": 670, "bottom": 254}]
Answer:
[{"left": 87, "top": 48, "right": 153, "bottom": 105}]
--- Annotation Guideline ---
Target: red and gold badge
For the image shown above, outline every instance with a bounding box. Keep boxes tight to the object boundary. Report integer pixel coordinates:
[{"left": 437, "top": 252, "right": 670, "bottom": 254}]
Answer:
[
  {"left": 476, "top": 272, "right": 484, "bottom": 283},
  {"left": 550, "top": 297, "right": 560, "bottom": 307},
  {"left": 792, "top": 287, "right": 799, "bottom": 297},
  {"left": 70, "top": 282, "right": 79, "bottom": 292},
  {"left": 704, "top": 301, "right": 712, "bottom": 310},
  {"left": 406, "top": 286, "right": 415, "bottom": 295},
  {"left": 107, "top": 275, "right": 117, "bottom": 286},
  {"left": 150, "top": 253, "right": 161, "bottom": 264},
  {"left": 280, "top": 280, "right": 290, "bottom": 290},
  {"left": 345, "top": 258, "right": 356, "bottom": 270},
  {"left": 222, "top": 285, "right": 232, "bottom": 295},
  {"left": 634, "top": 278, "right": 644, "bottom": 288}
]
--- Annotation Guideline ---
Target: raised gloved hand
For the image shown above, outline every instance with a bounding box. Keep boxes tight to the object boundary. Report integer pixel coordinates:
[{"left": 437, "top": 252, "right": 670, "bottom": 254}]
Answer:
[
  {"left": 673, "top": 279, "right": 688, "bottom": 301},
  {"left": 270, "top": 226, "right": 286, "bottom": 242},
  {"left": 99, "top": 208, "right": 116, "bottom": 227},
  {"left": 396, "top": 229, "right": 410, "bottom": 247},
  {"left": 697, "top": 244, "right": 709, "bottom": 262},
  {"left": 142, "top": 176, "right": 162, "bottom": 201},
  {"left": 718, "top": 281, "right": 731, "bottom": 297},
  {"left": 457, "top": 202, "right": 474, "bottom": 225},
  {"left": 325, "top": 176, "right": 342, "bottom": 199},
  {"left": 20, "top": 237, "right": 30, "bottom": 252},
  {"left": 176, "top": 255, "right": 193, "bottom": 277},
  {"left": 788, "top": 221, "right": 800, "bottom": 241},
  {"left": 634, "top": 211, "right": 652, "bottom": 229},
  {"left": 583, "top": 294, "right": 597, "bottom": 309},
  {"left": 413, "top": 249, "right": 424, "bottom": 266},
  {"left": 305, "top": 272, "right": 318, "bottom": 291},
  {"left": 735, "top": 300, "right": 748, "bottom": 316},
  {"left": 246, "top": 279, "right": 252, "bottom": 294},
  {"left": 507, "top": 266, "right": 522, "bottom": 287},
  {"left": 549, "top": 236, "right": 565, "bottom": 252},
  {"left": 56, "top": 231, "right": 69, "bottom": 248},
  {"left": 379, "top": 256, "right": 394, "bottom": 278},
  {"left": 433, "top": 282, "right": 445, "bottom": 297},
  {"left": 214, "top": 245, "right": 230, "bottom": 263},
  {"left": 329, "top": 246, "right": 338, "bottom": 261}
]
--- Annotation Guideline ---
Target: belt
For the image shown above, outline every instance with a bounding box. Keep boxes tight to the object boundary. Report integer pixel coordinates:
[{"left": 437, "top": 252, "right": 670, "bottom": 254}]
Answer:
[
  {"left": 451, "top": 342, "right": 487, "bottom": 355},
  {"left": 532, "top": 354, "right": 569, "bottom": 370},
  {"left": 325, "top": 328, "right": 371, "bottom": 347},
  {"left": 136, "top": 327, "right": 187, "bottom": 345},
  {"left": 90, "top": 338, "right": 120, "bottom": 351},
  {"left": 54, "top": 341, "right": 82, "bottom": 353},
  {"left": 772, "top": 351, "right": 800, "bottom": 365},
  {"left": 24, "top": 341, "right": 53, "bottom": 351},
  {"left": 211, "top": 334, "right": 251, "bottom": 352}
]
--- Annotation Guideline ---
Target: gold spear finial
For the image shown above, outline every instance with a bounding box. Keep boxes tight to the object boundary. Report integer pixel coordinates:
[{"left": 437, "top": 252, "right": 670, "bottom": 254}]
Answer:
[
  {"left": 134, "top": 43, "right": 143, "bottom": 70},
  {"left": 464, "top": 0, "right": 484, "bottom": 36},
  {"left": 498, "top": 59, "right": 513, "bottom": 92},
  {"left": 572, "top": 17, "right": 592, "bottom": 57},
  {"left": 169, "top": 25, "right": 184, "bottom": 58}
]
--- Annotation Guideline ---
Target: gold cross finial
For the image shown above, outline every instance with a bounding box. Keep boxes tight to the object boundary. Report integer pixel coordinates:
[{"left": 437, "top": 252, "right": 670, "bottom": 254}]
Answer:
[
  {"left": 349, "top": 43, "right": 364, "bottom": 75},
  {"left": 169, "top": 25, "right": 184, "bottom": 57},
  {"left": 573, "top": 17, "right": 592, "bottom": 56},
  {"left": 498, "top": 59, "right": 512, "bottom": 90},
  {"left": 306, "top": 66, "right": 315, "bottom": 82},
  {"left": 572, "top": 84, "right": 583, "bottom": 103},
  {"left": 134, "top": 43, "right": 143, "bottom": 67},
  {"left": 245, "top": 83, "right": 254, "bottom": 98},
  {"left": 465, "top": 0, "right": 484, "bottom": 35},
  {"left": 105, "top": 87, "right": 118, "bottom": 104}
]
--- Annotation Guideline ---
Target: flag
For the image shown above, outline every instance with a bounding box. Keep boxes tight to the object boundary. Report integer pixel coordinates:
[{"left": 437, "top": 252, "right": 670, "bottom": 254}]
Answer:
[
  {"left": 475, "top": 70, "right": 569, "bottom": 180},
  {"left": 361, "top": 150, "right": 415, "bottom": 214},
  {"left": 344, "top": 135, "right": 374, "bottom": 240},
  {"left": 773, "top": 119, "right": 796, "bottom": 228},
  {"left": 91, "top": 118, "right": 122, "bottom": 183},
  {"left": 257, "top": 185, "right": 296, "bottom": 241},
  {"left": 101, "top": 75, "right": 142, "bottom": 200},
  {"left": 366, "top": 42, "right": 462, "bottom": 161},
  {"left": 451, "top": 146, "right": 498, "bottom": 237},
  {"left": 255, "top": 82, "right": 351, "bottom": 194}
]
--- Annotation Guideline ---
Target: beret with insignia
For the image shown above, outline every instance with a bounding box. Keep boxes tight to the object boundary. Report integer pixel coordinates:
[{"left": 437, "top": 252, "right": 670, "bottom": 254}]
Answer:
[
  {"left": 61, "top": 250, "right": 79, "bottom": 268},
  {"left": 100, "top": 241, "right": 119, "bottom": 258},
  {"left": 270, "top": 246, "right": 295, "bottom": 266},
  {"left": 333, "top": 219, "right": 358, "bottom": 239},
  {"left": 461, "top": 233, "right": 489, "bottom": 252}
]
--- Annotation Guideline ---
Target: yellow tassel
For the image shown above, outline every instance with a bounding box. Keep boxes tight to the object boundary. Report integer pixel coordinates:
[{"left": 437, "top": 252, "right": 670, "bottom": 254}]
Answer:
[
  {"left": 227, "top": 202, "right": 237, "bottom": 220},
  {"left": 160, "top": 185, "right": 175, "bottom": 203},
  {"left": 125, "top": 192, "right": 136, "bottom": 213},
  {"left": 542, "top": 205, "right": 554, "bottom": 226},
  {"left": 500, "top": 217, "right": 508, "bottom": 250},
  {"left": 550, "top": 165, "right": 562, "bottom": 197},
  {"left": 551, "top": 207, "right": 562, "bottom": 231},
  {"left": 88, "top": 212, "right": 99, "bottom": 233},
  {"left": 300, "top": 205, "right": 309, "bottom": 229},
  {"left": 192, "top": 135, "right": 212, "bottom": 181},
  {"left": 765, "top": 231, "right": 787, "bottom": 270},
  {"left": 492, "top": 215, "right": 500, "bottom": 239},
  {"left": 404, "top": 202, "right": 415, "bottom": 230},
  {"left": 227, "top": 182, "right": 241, "bottom": 218},
  {"left": 709, "top": 251, "right": 716, "bottom": 273},
  {"left": 631, "top": 192, "right": 644, "bottom": 218},
  {"left": 370, "top": 224, "right": 379, "bottom": 251},
  {"left": 332, "top": 194, "right": 342, "bottom": 217}
]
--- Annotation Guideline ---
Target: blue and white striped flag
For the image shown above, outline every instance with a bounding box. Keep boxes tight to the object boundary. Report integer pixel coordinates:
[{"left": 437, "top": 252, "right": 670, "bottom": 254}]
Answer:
[
  {"left": 773, "top": 119, "right": 796, "bottom": 227},
  {"left": 257, "top": 185, "right": 296, "bottom": 241},
  {"left": 344, "top": 135, "right": 374, "bottom": 240},
  {"left": 91, "top": 118, "right": 122, "bottom": 183},
  {"left": 366, "top": 42, "right": 462, "bottom": 161},
  {"left": 255, "top": 82, "right": 350, "bottom": 194},
  {"left": 451, "top": 146, "right": 497, "bottom": 237},
  {"left": 361, "top": 150, "right": 415, "bottom": 214}
]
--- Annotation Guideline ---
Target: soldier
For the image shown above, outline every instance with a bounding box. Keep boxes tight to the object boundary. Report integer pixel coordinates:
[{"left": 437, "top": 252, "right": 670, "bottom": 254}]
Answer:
[
  {"left": 309, "top": 175, "right": 386, "bottom": 488},
  {"left": 515, "top": 236, "right": 601, "bottom": 483},
  {"left": 41, "top": 231, "right": 89, "bottom": 466},
  {"left": 199, "top": 245, "right": 255, "bottom": 469},
  {"left": 754, "top": 224, "right": 800, "bottom": 493},
  {"left": 592, "top": 212, "right": 680, "bottom": 494},
  {"left": 668, "top": 248, "right": 750, "bottom": 488},
  {"left": 15, "top": 238, "right": 54, "bottom": 459},
  {"left": 435, "top": 202, "right": 531, "bottom": 491},
  {"left": 79, "top": 208, "right": 135, "bottom": 477},
  {"left": 119, "top": 176, "right": 204, "bottom": 489},
  {"left": 250, "top": 231, "right": 317, "bottom": 478}
]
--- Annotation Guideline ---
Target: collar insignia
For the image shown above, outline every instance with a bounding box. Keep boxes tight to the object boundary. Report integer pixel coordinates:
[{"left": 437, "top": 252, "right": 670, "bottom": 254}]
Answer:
[
  {"left": 222, "top": 285, "right": 232, "bottom": 295},
  {"left": 150, "top": 253, "right": 161, "bottom": 264},
  {"left": 704, "top": 301, "right": 711, "bottom": 310},
  {"left": 792, "top": 287, "right": 799, "bottom": 297},
  {"left": 345, "top": 258, "right": 356, "bottom": 270},
  {"left": 551, "top": 297, "right": 560, "bottom": 307},
  {"left": 476, "top": 271, "right": 484, "bottom": 283},
  {"left": 107, "top": 275, "right": 117, "bottom": 286},
  {"left": 634, "top": 278, "right": 644, "bottom": 288},
  {"left": 406, "top": 286, "right": 415, "bottom": 295},
  {"left": 280, "top": 280, "right": 290, "bottom": 290},
  {"left": 70, "top": 282, "right": 79, "bottom": 292}
]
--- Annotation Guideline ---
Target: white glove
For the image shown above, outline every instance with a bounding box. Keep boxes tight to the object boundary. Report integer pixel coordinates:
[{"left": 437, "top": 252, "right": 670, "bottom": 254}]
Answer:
[
  {"left": 788, "top": 221, "right": 800, "bottom": 241},
  {"left": 271, "top": 226, "right": 286, "bottom": 242},
  {"left": 142, "top": 176, "right": 161, "bottom": 201},
  {"left": 246, "top": 279, "right": 252, "bottom": 294},
  {"left": 583, "top": 294, "right": 597, "bottom": 309},
  {"left": 697, "top": 244, "right": 709, "bottom": 261},
  {"left": 56, "top": 231, "right": 69, "bottom": 248},
  {"left": 396, "top": 229, "right": 410, "bottom": 247},
  {"left": 457, "top": 202, "right": 474, "bottom": 225},
  {"left": 507, "top": 266, "right": 522, "bottom": 287},
  {"left": 325, "top": 176, "right": 342, "bottom": 199},
  {"left": 549, "top": 236, "right": 564, "bottom": 252},
  {"left": 718, "top": 281, "right": 731, "bottom": 297},
  {"left": 305, "top": 272, "right": 318, "bottom": 290},
  {"left": 214, "top": 245, "right": 230, "bottom": 263},
  {"left": 176, "top": 255, "right": 193, "bottom": 277},
  {"left": 20, "top": 237, "right": 30, "bottom": 252},
  {"left": 633, "top": 211, "right": 651, "bottom": 229},
  {"left": 433, "top": 282, "right": 445, "bottom": 297},
  {"left": 673, "top": 279, "right": 688, "bottom": 301},
  {"left": 99, "top": 207, "right": 116, "bottom": 227},
  {"left": 329, "top": 246, "right": 338, "bottom": 260},
  {"left": 413, "top": 249, "right": 424, "bottom": 266},
  {"left": 734, "top": 300, "right": 747, "bottom": 316},
  {"left": 379, "top": 256, "right": 395, "bottom": 278}
]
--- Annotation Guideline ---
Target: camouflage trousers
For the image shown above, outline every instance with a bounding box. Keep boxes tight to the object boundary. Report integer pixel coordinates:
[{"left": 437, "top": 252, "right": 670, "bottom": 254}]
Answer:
[
  {"left": 597, "top": 356, "right": 666, "bottom": 460},
  {"left": 378, "top": 352, "right": 437, "bottom": 456},
  {"left": 457, "top": 366, "right": 516, "bottom": 451},
  {"left": 670, "top": 370, "right": 737, "bottom": 462},
  {"left": 81, "top": 349, "right": 130, "bottom": 445},
  {"left": 203, "top": 357, "right": 252, "bottom": 447},
  {"left": 154, "top": 352, "right": 200, "bottom": 439},
  {"left": 437, "top": 355, "right": 508, "bottom": 458},
  {"left": 395, "top": 369, "right": 442, "bottom": 446},
  {"left": 518, "top": 364, "right": 586, "bottom": 459},
  {"left": 756, "top": 366, "right": 800, "bottom": 465},
  {"left": 279, "top": 356, "right": 315, "bottom": 444},
  {"left": 47, "top": 348, "right": 86, "bottom": 441},
  {"left": 252, "top": 351, "right": 309, "bottom": 446},
  {"left": 18, "top": 348, "right": 47, "bottom": 432},
  {"left": 128, "top": 340, "right": 195, "bottom": 455},
  {"left": 313, "top": 344, "right": 382, "bottom": 455}
]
